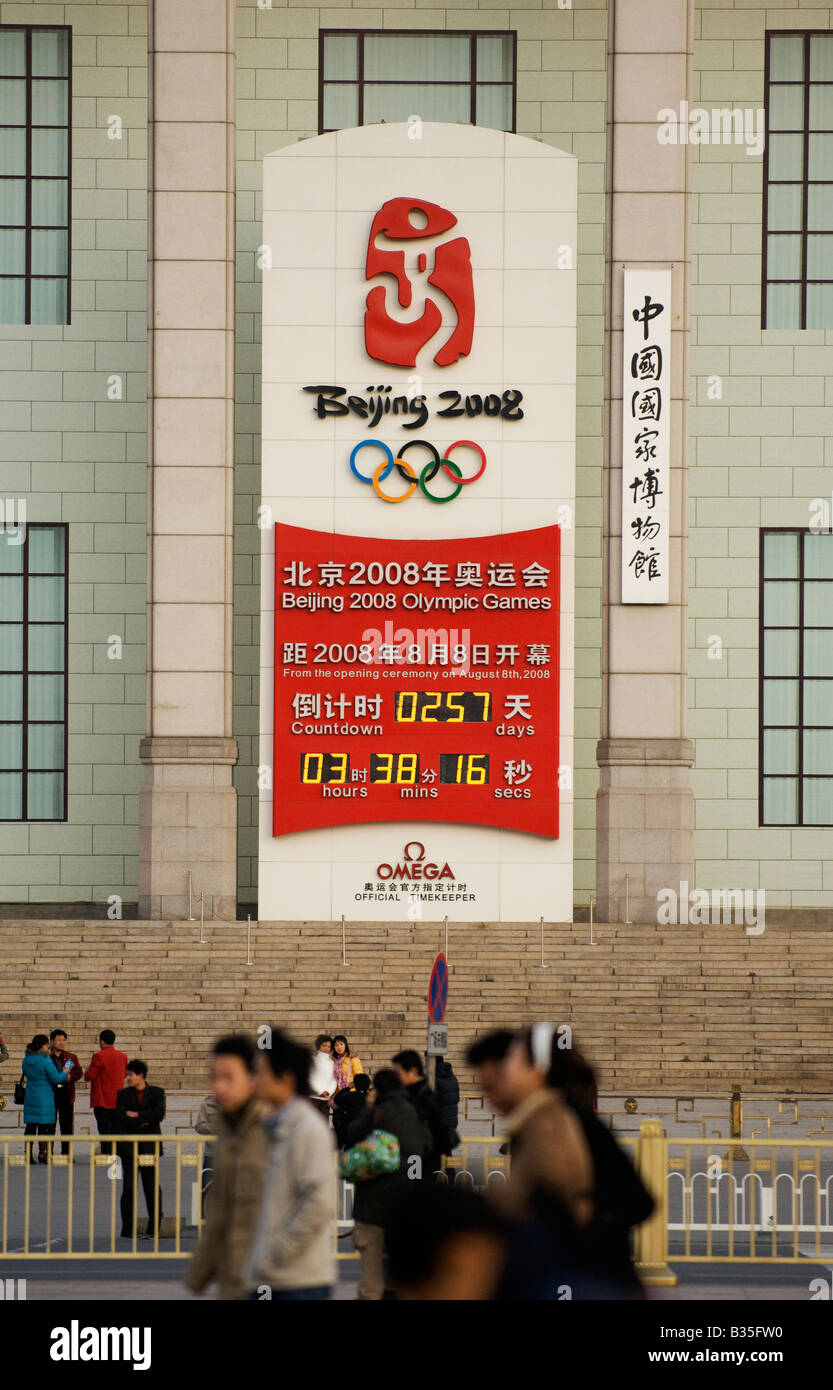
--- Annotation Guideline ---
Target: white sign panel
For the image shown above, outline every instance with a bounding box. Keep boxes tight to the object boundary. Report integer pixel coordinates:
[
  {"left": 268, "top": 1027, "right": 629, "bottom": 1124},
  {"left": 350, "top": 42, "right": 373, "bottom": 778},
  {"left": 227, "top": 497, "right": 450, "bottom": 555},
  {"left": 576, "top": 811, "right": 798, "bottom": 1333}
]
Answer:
[
  {"left": 621, "top": 269, "right": 671, "bottom": 604},
  {"left": 258, "top": 123, "right": 577, "bottom": 923}
]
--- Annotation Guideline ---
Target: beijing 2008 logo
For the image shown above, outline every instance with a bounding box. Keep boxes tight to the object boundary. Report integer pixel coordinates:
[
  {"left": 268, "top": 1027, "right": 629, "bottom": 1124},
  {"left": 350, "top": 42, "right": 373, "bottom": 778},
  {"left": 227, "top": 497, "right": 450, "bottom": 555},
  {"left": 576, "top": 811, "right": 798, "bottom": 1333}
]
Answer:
[{"left": 364, "top": 197, "right": 475, "bottom": 368}]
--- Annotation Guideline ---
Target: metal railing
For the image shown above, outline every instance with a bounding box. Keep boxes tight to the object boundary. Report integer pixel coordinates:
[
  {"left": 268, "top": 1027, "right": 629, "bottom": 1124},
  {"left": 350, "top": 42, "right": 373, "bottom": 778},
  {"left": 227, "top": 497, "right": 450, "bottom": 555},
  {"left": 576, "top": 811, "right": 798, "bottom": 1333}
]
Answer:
[
  {"left": 0, "top": 1133, "right": 211, "bottom": 1259},
  {"left": 5, "top": 1125, "right": 833, "bottom": 1284}
]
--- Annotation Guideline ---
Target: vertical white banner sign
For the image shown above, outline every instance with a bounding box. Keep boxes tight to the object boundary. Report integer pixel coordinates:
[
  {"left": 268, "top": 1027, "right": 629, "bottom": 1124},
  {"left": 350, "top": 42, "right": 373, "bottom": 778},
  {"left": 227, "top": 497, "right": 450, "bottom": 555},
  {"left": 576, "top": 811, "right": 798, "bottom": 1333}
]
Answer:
[{"left": 621, "top": 269, "right": 671, "bottom": 604}]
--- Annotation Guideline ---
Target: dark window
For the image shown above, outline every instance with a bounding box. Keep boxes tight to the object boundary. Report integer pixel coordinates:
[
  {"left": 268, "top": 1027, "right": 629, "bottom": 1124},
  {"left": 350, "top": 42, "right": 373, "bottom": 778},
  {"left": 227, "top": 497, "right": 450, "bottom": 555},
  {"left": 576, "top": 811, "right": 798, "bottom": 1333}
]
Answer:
[
  {"left": 319, "top": 30, "right": 516, "bottom": 135},
  {"left": 0, "top": 25, "right": 71, "bottom": 325},
  {"left": 0, "top": 523, "right": 68, "bottom": 821},
  {"left": 762, "top": 30, "right": 833, "bottom": 329},
  {"left": 760, "top": 528, "right": 833, "bottom": 826}
]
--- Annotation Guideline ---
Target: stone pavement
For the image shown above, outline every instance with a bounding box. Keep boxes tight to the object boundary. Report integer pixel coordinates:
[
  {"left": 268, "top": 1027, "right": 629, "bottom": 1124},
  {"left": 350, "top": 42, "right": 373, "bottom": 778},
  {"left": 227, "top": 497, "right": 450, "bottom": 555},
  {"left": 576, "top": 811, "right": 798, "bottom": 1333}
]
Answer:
[{"left": 6, "top": 1262, "right": 826, "bottom": 1302}]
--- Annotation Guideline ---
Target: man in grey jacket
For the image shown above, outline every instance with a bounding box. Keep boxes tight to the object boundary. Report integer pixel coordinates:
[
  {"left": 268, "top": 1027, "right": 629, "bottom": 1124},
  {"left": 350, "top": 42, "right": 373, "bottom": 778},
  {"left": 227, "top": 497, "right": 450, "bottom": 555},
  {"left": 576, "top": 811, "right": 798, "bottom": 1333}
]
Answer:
[{"left": 243, "top": 1027, "right": 336, "bottom": 1301}]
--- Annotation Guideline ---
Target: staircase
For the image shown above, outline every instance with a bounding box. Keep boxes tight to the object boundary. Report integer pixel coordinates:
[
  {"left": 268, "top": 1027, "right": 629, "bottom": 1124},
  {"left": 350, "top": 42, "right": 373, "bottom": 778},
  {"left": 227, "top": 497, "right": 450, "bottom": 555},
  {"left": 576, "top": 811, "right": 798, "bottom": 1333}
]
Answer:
[{"left": 0, "top": 918, "right": 831, "bottom": 1094}]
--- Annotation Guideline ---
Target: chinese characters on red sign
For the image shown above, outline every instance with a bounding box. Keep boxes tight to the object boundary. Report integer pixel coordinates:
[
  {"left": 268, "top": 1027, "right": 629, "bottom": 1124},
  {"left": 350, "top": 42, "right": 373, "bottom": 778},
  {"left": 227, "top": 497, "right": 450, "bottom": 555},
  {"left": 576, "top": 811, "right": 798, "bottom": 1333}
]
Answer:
[
  {"left": 621, "top": 268, "right": 671, "bottom": 604},
  {"left": 273, "top": 523, "right": 560, "bottom": 838}
]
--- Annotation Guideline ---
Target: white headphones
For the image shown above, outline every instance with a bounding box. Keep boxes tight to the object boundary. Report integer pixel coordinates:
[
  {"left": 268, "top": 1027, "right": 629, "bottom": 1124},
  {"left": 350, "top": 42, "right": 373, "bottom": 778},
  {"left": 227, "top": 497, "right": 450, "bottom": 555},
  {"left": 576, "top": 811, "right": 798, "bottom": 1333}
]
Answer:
[{"left": 530, "top": 1021, "right": 555, "bottom": 1071}]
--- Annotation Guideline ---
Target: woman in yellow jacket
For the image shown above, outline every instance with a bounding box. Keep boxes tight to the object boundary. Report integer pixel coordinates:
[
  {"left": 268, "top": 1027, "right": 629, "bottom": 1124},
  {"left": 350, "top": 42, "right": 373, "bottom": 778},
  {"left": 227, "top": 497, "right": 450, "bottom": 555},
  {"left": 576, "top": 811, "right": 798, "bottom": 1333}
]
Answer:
[{"left": 332, "top": 1035, "right": 364, "bottom": 1092}]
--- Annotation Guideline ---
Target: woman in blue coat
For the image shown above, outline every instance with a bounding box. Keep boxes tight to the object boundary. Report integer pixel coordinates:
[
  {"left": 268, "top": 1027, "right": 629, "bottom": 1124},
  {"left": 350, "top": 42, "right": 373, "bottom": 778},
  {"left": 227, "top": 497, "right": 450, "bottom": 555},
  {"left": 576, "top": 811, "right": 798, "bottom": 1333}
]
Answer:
[{"left": 22, "top": 1034, "right": 65, "bottom": 1165}]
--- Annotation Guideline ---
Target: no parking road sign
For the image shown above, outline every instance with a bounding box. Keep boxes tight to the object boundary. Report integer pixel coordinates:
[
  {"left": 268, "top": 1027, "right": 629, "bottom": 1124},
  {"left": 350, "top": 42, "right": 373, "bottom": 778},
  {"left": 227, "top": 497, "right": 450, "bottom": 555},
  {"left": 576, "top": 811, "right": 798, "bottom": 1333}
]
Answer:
[{"left": 428, "top": 952, "right": 448, "bottom": 1023}]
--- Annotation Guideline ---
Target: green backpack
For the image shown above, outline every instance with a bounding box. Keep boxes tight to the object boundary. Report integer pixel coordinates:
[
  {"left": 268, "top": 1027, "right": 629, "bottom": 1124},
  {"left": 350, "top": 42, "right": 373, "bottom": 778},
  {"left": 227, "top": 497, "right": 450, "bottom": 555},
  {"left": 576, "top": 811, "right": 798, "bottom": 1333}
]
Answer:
[{"left": 340, "top": 1129, "right": 400, "bottom": 1182}]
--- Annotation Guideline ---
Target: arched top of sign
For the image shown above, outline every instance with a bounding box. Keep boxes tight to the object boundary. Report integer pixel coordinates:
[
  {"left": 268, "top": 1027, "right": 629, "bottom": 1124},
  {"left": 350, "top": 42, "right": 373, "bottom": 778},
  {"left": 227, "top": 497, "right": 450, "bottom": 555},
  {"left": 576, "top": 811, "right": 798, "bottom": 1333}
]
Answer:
[{"left": 264, "top": 121, "right": 575, "bottom": 165}]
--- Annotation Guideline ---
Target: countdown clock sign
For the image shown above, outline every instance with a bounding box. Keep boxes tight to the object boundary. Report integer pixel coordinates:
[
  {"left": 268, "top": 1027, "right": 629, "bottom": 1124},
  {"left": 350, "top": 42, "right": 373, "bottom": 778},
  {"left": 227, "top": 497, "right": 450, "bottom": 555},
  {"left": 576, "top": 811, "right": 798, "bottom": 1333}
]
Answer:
[
  {"left": 258, "top": 122, "right": 577, "bottom": 923},
  {"left": 273, "top": 521, "right": 560, "bottom": 838}
]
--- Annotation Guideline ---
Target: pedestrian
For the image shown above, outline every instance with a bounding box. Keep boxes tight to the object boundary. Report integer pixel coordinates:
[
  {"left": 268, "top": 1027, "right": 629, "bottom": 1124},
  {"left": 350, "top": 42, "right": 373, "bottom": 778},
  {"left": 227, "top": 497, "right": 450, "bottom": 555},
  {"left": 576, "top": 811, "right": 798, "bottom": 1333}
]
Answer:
[
  {"left": 194, "top": 1092, "right": 221, "bottom": 1196},
  {"left": 544, "top": 1038, "right": 653, "bottom": 1296},
  {"left": 467, "top": 1025, "right": 595, "bottom": 1299},
  {"left": 332, "top": 1035, "right": 364, "bottom": 1092},
  {"left": 472, "top": 1024, "right": 595, "bottom": 1231},
  {"left": 0, "top": 1032, "right": 9, "bottom": 1100},
  {"left": 385, "top": 1184, "right": 508, "bottom": 1301},
  {"left": 114, "top": 1060, "right": 166, "bottom": 1240},
  {"left": 84, "top": 1029, "right": 128, "bottom": 1149},
  {"left": 187, "top": 1034, "right": 270, "bottom": 1300},
  {"left": 391, "top": 1048, "right": 446, "bottom": 1177},
  {"left": 21, "top": 1035, "right": 65, "bottom": 1164},
  {"left": 244, "top": 1027, "right": 336, "bottom": 1301},
  {"left": 48, "top": 1028, "right": 82, "bottom": 1156},
  {"left": 332, "top": 1072, "right": 370, "bottom": 1149},
  {"left": 433, "top": 1055, "right": 461, "bottom": 1151},
  {"left": 309, "top": 1034, "right": 336, "bottom": 1124},
  {"left": 344, "top": 1067, "right": 431, "bottom": 1301}
]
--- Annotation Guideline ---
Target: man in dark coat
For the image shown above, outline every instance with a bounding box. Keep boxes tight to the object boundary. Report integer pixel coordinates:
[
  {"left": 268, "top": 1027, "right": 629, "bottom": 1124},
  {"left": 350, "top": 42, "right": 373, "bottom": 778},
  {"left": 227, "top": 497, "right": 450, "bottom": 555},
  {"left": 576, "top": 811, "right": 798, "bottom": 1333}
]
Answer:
[
  {"left": 391, "top": 1049, "right": 446, "bottom": 1178},
  {"left": 114, "top": 1059, "right": 166, "bottom": 1240},
  {"left": 433, "top": 1056, "right": 460, "bottom": 1151},
  {"left": 49, "top": 1028, "right": 83, "bottom": 1156},
  {"left": 345, "top": 1069, "right": 431, "bottom": 1300}
]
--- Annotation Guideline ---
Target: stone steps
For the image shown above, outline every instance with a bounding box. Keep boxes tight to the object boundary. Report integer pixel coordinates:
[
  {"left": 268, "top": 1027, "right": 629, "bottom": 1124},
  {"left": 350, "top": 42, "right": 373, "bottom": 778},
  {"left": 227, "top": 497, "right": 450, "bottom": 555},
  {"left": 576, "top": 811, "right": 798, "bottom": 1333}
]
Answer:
[{"left": 1, "top": 917, "right": 831, "bottom": 1093}]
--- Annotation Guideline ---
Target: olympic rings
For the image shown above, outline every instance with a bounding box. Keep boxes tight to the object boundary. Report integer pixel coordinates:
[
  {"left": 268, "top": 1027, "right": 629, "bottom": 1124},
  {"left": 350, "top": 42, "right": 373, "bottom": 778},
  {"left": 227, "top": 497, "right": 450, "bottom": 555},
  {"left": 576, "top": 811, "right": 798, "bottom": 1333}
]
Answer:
[
  {"left": 374, "top": 457, "right": 417, "bottom": 503},
  {"left": 350, "top": 439, "right": 393, "bottom": 484},
  {"left": 349, "top": 439, "right": 486, "bottom": 503}
]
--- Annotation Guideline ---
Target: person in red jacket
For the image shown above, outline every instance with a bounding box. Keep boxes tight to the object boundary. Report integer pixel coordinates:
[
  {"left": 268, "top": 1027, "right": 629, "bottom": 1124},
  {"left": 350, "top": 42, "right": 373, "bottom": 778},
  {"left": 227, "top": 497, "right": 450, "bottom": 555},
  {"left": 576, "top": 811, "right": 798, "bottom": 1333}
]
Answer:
[
  {"left": 49, "top": 1028, "right": 83, "bottom": 1156},
  {"left": 85, "top": 1030, "right": 128, "bottom": 1149}
]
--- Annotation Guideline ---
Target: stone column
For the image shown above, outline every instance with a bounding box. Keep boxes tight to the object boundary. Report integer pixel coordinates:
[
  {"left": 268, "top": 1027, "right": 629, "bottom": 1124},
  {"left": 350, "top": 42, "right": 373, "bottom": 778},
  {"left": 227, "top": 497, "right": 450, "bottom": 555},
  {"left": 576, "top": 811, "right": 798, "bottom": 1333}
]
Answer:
[
  {"left": 596, "top": 0, "right": 695, "bottom": 923},
  {"left": 139, "top": 0, "right": 238, "bottom": 920}
]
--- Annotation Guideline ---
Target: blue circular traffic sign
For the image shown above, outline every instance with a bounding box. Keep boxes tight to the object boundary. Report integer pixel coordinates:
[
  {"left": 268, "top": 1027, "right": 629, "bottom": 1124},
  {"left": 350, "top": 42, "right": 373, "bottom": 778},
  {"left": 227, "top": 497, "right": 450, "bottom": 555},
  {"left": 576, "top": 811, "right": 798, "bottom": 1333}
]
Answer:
[{"left": 428, "top": 953, "right": 448, "bottom": 1023}]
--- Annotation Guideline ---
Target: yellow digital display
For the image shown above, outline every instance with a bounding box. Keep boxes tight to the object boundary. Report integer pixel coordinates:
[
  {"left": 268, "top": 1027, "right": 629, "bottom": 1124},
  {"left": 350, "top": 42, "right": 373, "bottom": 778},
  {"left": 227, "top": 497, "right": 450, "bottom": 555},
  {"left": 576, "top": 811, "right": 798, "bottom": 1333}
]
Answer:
[
  {"left": 439, "top": 754, "right": 490, "bottom": 785},
  {"left": 300, "top": 752, "right": 349, "bottom": 784},
  {"left": 369, "top": 752, "right": 421, "bottom": 784},
  {"left": 394, "top": 690, "right": 492, "bottom": 723}
]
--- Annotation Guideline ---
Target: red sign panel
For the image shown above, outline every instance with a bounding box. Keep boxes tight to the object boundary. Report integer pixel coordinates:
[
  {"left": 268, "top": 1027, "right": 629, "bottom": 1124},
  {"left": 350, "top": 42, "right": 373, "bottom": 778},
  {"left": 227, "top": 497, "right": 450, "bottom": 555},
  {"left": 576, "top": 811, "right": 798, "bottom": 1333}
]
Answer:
[{"left": 273, "top": 523, "right": 560, "bottom": 838}]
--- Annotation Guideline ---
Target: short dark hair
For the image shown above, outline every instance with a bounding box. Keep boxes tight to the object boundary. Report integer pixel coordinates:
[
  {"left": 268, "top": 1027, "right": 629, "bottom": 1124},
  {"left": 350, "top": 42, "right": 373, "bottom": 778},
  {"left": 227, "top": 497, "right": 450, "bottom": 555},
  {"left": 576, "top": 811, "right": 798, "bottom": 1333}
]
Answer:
[
  {"left": 263, "top": 1028, "right": 310, "bottom": 1094},
  {"left": 391, "top": 1049, "right": 423, "bottom": 1076},
  {"left": 372, "top": 1067, "right": 402, "bottom": 1098},
  {"left": 332, "top": 1034, "right": 350, "bottom": 1054},
  {"left": 466, "top": 1030, "right": 514, "bottom": 1067},
  {"left": 314, "top": 1034, "right": 333, "bottom": 1051},
  {"left": 126, "top": 1059, "right": 148, "bottom": 1077},
  {"left": 50, "top": 1028, "right": 67, "bottom": 1042},
  {"left": 99, "top": 1029, "right": 116, "bottom": 1046},
  {"left": 213, "top": 1034, "right": 256, "bottom": 1071},
  {"left": 385, "top": 1186, "right": 506, "bottom": 1291},
  {"left": 354, "top": 1072, "right": 371, "bottom": 1094}
]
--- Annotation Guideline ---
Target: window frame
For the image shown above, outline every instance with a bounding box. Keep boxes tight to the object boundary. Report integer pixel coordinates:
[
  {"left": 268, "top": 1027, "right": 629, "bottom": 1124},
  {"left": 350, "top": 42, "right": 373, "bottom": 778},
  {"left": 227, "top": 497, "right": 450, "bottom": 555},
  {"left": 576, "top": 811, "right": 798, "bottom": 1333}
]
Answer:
[
  {"left": 758, "top": 526, "right": 833, "bottom": 827},
  {"left": 761, "top": 28, "right": 833, "bottom": 331},
  {"left": 0, "top": 22, "right": 72, "bottom": 326},
  {"left": 317, "top": 28, "right": 517, "bottom": 136},
  {"left": 0, "top": 521, "right": 69, "bottom": 823}
]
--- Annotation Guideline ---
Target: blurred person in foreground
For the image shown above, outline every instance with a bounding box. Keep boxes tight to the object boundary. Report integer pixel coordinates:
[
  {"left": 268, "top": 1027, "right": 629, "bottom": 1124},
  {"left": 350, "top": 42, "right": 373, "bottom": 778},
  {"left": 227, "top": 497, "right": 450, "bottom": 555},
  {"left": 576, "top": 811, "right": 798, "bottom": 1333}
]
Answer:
[
  {"left": 187, "top": 1034, "right": 269, "bottom": 1299},
  {"left": 344, "top": 1067, "right": 431, "bottom": 1300},
  {"left": 468, "top": 1026, "right": 653, "bottom": 1298},
  {"left": 244, "top": 1028, "right": 336, "bottom": 1301},
  {"left": 386, "top": 1184, "right": 507, "bottom": 1301}
]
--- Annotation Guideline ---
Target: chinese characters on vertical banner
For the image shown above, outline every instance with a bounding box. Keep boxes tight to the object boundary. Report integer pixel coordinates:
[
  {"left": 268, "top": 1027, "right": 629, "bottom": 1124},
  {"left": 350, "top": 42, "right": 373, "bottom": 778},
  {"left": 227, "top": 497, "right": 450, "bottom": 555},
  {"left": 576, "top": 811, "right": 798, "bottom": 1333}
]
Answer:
[{"left": 621, "top": 269, "right": 671, "bottom": 604}]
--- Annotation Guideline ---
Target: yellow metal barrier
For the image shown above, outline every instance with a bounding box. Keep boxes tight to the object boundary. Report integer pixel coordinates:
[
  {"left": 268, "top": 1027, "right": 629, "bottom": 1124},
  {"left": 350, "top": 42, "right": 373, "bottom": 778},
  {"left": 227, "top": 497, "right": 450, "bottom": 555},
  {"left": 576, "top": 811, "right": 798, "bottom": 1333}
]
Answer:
[
  {"left": 6, "top": 1124, "right": 831, "bottom": 1280},
  {"left": 0, "top": 1132, "right": 213, "bottom": 1259}
]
